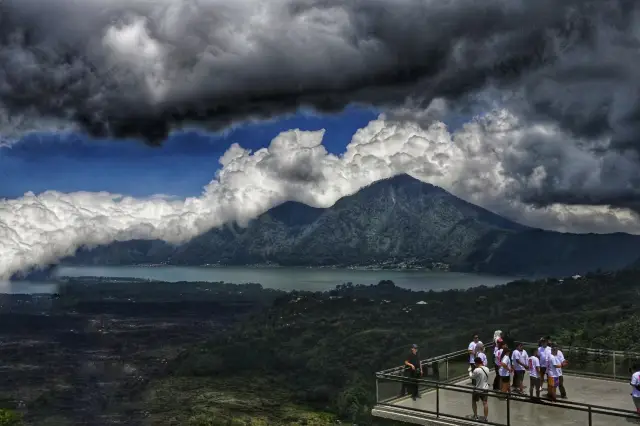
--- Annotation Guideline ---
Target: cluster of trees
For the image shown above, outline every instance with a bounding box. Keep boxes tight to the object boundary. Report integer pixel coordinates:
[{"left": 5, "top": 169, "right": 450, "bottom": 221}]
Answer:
[
  {"left": 158, "top": 270, "right": 640, "bottom": 424},
  {"left": 0, "top": 409, "right": 22, "bottom": 426}
]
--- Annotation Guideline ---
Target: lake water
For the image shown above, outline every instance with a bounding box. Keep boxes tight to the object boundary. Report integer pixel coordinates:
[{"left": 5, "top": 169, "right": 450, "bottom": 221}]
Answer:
[
  {"left": 52, "top": 265, "right": 516, "bottom": 292},
  {"left": 0, "top": 280, "right": 58, "bottom": 294}
]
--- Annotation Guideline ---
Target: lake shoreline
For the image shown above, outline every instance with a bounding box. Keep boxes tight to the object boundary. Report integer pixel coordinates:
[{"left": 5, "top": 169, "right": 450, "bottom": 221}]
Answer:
[{"left": 51, "top": 265, "right": 519, "bottom": 293}]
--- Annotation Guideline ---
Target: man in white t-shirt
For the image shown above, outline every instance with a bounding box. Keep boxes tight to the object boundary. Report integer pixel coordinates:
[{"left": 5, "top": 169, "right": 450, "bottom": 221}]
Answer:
[
  {"left": 555, "top": 347, "right": 569, "bottom": 399},
  {"left": 537, "top": 338, "right": 549, "bottom": 387},
  {"left": 472, "top": 356, "right": 491, "bottom": 422},
  {"left": 546, "top": 346, "right": 562, "bottom": 402},
  {"left": 630, "top": 363, "right": 640, "bottom": 414},
  {"left": 512, "top": 342, "right": 527, "bottom": 393},
  {"left": 468, "top": 334, "right": 481, "bottom": 384},
  {"left": 528, "top": 352, "right": 541, "bottom": 398}
]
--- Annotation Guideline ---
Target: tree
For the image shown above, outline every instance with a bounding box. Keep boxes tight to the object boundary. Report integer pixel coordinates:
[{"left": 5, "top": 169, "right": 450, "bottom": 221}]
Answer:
[{"left": 0, "top": 409, "right": 22, "bottom": 426}]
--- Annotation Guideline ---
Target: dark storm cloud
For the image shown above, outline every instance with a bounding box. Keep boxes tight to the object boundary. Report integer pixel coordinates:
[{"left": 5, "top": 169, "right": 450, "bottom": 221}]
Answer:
[{"left": 1, "top": 0, "right": 636, "bottom": 146}]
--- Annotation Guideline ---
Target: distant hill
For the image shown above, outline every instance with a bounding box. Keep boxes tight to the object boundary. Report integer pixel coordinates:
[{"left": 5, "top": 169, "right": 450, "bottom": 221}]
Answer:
[{"left": 63, "top": 174, "right": 640, "bottom": 277}]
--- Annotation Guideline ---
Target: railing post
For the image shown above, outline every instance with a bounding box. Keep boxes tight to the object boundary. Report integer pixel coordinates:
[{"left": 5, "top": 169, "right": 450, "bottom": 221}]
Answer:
[
  {"left": 375, "top": 376, "right": 379, "bottom": 402},
  {"left": 436, "top": 384, "right": 440, "bottom": 418},
  {"left": 588, "top": 405, "right": 592, "bottom": 426},
  {"left": 613, "top": 352, "right": 616, "bottom": 379},
  {"left": 446, "top": 359, "right": 449, "bottom": 381},
  {"left": 506, "top": 393, "right": 511, "bottom": 426}
]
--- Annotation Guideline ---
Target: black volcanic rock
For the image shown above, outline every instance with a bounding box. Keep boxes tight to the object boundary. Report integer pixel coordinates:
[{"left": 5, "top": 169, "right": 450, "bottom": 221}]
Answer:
[{"left": 63, "top": 175, "right": 640, "bottom": 277}]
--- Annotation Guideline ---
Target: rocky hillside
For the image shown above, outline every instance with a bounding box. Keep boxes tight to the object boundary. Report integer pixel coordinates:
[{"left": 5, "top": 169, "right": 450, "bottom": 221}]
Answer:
[{"left": 64, "top": 175, "right": 640, "bottom": 277}]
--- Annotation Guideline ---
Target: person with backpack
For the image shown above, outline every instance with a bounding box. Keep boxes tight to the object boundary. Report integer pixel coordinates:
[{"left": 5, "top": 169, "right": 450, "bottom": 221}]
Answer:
[{"left": 471, "top": 356, "right": 491, "bottom": 422}]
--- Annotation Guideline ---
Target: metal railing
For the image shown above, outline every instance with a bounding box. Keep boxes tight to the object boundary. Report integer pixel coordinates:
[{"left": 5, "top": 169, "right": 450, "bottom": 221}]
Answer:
[
  {"left": 375, "top": 342, "right": 640, "bottom": 425},
  {"left": 377, "top": 343, "right": 497, "bottom": 385},
  {"left": 377, "top": 342, "right": 640, "bottom": 383},
  {"left": 519, "top": 342, "right": 640, "bottom": 381},
  {"left": 374, "top": 374, "right": 639, "bottom": 426}
]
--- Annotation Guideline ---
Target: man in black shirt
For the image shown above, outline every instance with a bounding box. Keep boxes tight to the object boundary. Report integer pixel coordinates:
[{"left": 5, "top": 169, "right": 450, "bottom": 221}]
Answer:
[{"left": 402, "top": 344, "right": 422, "bottom": 400}]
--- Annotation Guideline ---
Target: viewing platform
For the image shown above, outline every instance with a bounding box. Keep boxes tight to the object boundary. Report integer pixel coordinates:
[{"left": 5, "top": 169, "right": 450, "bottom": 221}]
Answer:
[{"left": 372, "top": 342, "right": 640, "bottom": 426}]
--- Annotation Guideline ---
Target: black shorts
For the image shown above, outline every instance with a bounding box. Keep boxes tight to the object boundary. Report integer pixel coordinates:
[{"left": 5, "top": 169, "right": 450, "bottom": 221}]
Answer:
[
  {"left": 473, "top": 391, "right": 489, "bottom": 402},
  {"left": 530, "top": 376, "right": 540, "bottom": 387},
  {"left": 539, "top": 366, "right": 547, "bottom": 376},
  {"left": 514, "top": 370, "right": 525, "bottom": 381},
  {"left": 500, "top": 376, "right": 510, "bottom": 383}
]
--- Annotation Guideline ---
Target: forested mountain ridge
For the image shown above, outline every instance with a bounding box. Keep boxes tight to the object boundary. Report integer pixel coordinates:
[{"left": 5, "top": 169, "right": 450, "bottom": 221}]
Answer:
[{"left": 64, "top": 174, "right": 640, "bottom": 277}]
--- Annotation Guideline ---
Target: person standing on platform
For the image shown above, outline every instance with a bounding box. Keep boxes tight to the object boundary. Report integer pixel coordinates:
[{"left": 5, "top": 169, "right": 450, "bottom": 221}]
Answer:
[
  {"left": 512, "top": 342, "right": 527, "bottom": 393},
  {"left": 546, "top": 345, "right": 562, "bottom": 402},
  {"left": 468, "top": 334, "right": 481, "bottom": 385},
  {"left": 555, "top": 346, "right": 569, "bottom": 399},
  {"left": 528, "top": 350, "right": 541, "bottom": 398},
  {"left": 499, "top": 346, "right": 513, "bottom": 396},
  {"left": 537, "top": 338, "right": 549, "bottom": 388},
  {"left": 493, "top": 339, "right": 504, "bottom": 390},
  {"left": 471, "top": 357, "right": 491, "bottom": 422},
  {"left": 403, "top": 344, "right": 422, "bottom": 401},
  {"left": 630, "top": 364, "right": 640, "bottom": 415},
  {"left": 475, "top": 343, "right": 488, "bottom": 367}
]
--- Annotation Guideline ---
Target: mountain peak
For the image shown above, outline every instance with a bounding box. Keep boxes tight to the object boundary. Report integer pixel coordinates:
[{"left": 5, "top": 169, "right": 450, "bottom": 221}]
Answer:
[{"left": 371, "top": 174, "right": 435, "bottom": 188}]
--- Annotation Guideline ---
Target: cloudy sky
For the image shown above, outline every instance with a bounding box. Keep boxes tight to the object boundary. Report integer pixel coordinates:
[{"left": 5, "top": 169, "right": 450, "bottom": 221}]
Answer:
[{"left": 2, "top": 0, "right": 640, "bottom": 278}]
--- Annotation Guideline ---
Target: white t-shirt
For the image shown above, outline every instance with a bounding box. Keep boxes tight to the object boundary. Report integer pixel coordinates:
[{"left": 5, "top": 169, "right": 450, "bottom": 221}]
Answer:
[
  {"left": 473, "top": 366, "right": 491, "bottom": 390},
  {"left": 468, "top": 341, "right": 477, "bottom": 363},
  {"left": 528, "top": 355, "right": 540, "bottom": 378},
  {"left": 499, "top": 354, "right": 512, "bottom": 377},
  {"left": 631, "top": 371, "right": 640, "bottom": 398},
  {"left": 512, "top": 349, "right": 526, "bottom": 371},
  {"left": 538, "top": 346, "right": 548, "bottom": 365},
  {"left": 547, "top": 355, "right": 560, "bottom": 378},
  {"left": 556, "top": 351, "right": 565, "bottom": 376},
  {"left": 477, "top": 352, "right": 488, "bottom": 366},
  {"left": 494, "top": 348, "right": 503, "bottom": 367}
]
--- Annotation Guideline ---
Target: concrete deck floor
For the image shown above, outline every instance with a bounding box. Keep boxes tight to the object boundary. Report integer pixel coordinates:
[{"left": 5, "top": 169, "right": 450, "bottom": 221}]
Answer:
[{"left": 376, "top": 372, "right": 640, "bottom": 426}]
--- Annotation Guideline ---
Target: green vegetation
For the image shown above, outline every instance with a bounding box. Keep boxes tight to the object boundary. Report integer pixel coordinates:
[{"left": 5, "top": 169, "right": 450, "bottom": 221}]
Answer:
[
  {"left": 9, "top": 270, "right": 640, "bottom": 425},
  {"left": 142, "top": 270, "right": 640, "bottom": 425},
  {"left": 0, "top": 409, "right": 23, "bottom": 426}
]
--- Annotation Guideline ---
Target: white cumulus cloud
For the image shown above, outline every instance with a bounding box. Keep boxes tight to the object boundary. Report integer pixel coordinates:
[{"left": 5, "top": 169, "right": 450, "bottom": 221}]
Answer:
[{"left": 1, "top": 109, "right": 640, "bottom": 279}]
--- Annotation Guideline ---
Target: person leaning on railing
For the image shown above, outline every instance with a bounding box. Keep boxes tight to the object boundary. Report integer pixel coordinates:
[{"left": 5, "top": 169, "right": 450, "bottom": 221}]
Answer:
[
  {"left": 402, "top": 343, "right": 423, "bottom": 401},
  {"left": 630, "top": 363, "right": 640, "bottom": 415}
]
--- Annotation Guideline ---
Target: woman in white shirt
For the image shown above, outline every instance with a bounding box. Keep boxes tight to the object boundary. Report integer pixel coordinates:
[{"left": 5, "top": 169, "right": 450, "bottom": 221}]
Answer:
[{"left": 499, "top": 346, "right": 513, "bottom": 394}]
